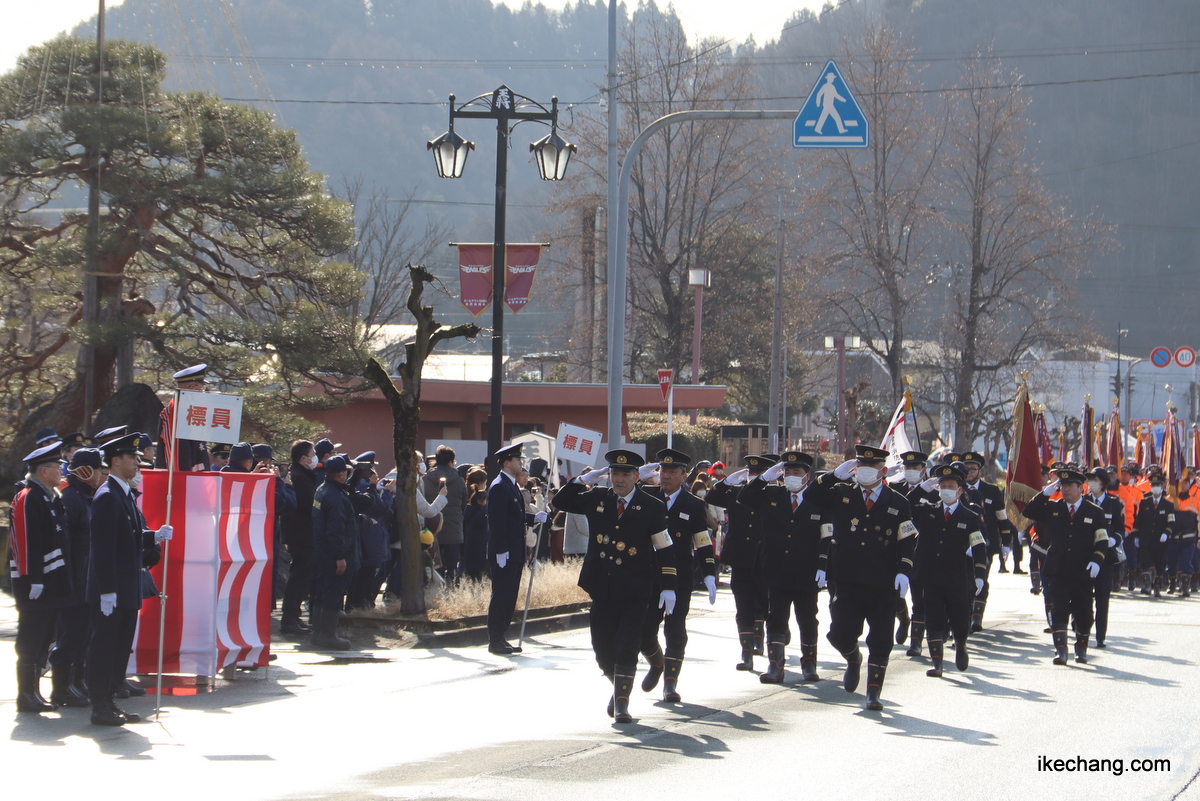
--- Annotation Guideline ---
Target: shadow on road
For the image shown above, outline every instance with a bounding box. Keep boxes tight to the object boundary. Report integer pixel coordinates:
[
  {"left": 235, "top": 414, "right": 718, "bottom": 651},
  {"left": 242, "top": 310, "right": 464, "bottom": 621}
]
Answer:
[
  {"left": 10, "top": 712, "right": 154, "bottom": 757},
  {"left": 854, "top": 706, "right": 999, "bottom": 745}
]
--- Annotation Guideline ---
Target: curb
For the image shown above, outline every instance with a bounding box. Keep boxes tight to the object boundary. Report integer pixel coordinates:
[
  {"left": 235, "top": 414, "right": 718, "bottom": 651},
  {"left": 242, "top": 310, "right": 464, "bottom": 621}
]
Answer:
[{"left": 343, "top": 603, "right": 592, "bottom": 649}]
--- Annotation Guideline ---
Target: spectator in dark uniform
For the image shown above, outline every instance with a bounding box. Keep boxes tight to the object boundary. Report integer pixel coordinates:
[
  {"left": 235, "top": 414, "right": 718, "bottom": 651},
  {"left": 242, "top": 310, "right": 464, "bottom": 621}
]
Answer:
[
  {"left": 209, "top": 442, "right": 231, "bottom": 471},
  {"left": 462, "top": 490, "right": 490, "bottom": 581},
  {"left": 311, "top": 455, "right": 356, "bottom": 650},
  {"left": 59, "top": 432, "right": 91, "bottom": 478},
  {"left": 424, "top": 445, "right": 468, "bottom": 583},
  {"left": 346, "top": 453, "right": 392, "bottom": 610},
  {"left": 312, "top": 438, "right": 341, "bottom": 485},
  {"left": 281, "top": 440, "right": 318, "bottom": 634}
]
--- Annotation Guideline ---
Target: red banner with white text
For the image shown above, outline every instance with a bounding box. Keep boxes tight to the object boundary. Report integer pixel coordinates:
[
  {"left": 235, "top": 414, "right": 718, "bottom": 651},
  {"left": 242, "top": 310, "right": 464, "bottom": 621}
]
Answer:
[
  {"left": 504, "top": 244, "right": 543, "bottom": 313},
  {"left": 457, "top": 244, "right": 494, "bottom": 318}
]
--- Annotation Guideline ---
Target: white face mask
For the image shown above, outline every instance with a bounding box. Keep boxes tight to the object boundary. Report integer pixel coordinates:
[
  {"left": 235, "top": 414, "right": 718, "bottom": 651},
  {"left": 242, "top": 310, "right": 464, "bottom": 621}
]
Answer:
[
  {"left": 939, "top": 488, "right": 960, "bottom": 505},
  {"left": 1087, "top": 480, "right": 1102, "bottom": 496},
  {"left": 904, "top": 469, "right": 923, "bottom": 485},
  {"left": 783, "top": 475, "right": 805, "bottom": 492},
  {"left": 130, "top": 472, "right": 143, "bottom": 490},
  {"left": 854, "top": 465, "right": 880, "bottom": 485},
  {"left": 1152, "top": 486, "right": 1164, "bottom": 498}
]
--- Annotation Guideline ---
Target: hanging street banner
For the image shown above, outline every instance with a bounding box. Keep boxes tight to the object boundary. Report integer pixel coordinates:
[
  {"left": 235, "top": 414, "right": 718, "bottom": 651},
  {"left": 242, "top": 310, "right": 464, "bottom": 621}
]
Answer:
[
  {"left": 457, "top": 244, "right": 494, "bottom": 318},
  {"left": 175, "top": 390, "right": 243, "bottom": 445},
  {"left": 504, "top": 244, "right": 543, "bottom": 313}
]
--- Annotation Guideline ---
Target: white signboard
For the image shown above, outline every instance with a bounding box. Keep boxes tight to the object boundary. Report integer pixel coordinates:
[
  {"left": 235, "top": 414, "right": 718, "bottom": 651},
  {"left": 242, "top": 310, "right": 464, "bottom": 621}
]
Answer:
[
  {"left": 556, "top": 422, "right": 604, "bottom": 463},
  {"left": 175, "top": 390, "right": 243, "bottom": 445}
]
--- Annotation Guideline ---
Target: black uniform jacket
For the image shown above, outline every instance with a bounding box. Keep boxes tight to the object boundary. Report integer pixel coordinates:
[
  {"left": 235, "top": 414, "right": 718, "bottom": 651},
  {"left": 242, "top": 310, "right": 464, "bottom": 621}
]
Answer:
[
  {"left": 1090, "top": 492, "right": 1127, "bottom": 566},
  {"left": 641, "top": 485, "right": 717, "bottom": 583},
  {"left": 88, "top": 475, "right": 157, "bottom": 610},
  {"left": 738, "top": 477, "right": 828, "bottom": 590},
  {"left": 9, "top": 477, "right": 75, "bottom": 611},
  {"left": 1022, "top": 494, "right": 1109, "bottom": 580},
  {"left": 59, "top": 476, "right": 95, "bottom": 599},
  {"left": 1131, "top": 493, "right": 1175, "bottom": 551},
  {"left": 965, "top": 479, "right": 1017, "bottom": 556},
  {"left": 910, "top": 498, "right": 989, "bottom": 590},
  {"left": 805, "top": 472, "right": 916, "bottom": 591},
  {"left": 313, "top": 478, "right": 359, "bottom": 568},
  {"left": 486, "top": 471, "right": 536, "bottom": 561},
  {"left": 554, "top": 480, "right": 675, "bottom": 601},
  {"left": 705, "top": 479, "right": 763, "bottom": 570}
]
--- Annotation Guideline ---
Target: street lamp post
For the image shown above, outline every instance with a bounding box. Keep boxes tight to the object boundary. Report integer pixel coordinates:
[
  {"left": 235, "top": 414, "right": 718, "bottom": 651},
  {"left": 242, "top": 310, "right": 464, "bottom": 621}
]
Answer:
[
  {"left": 688, "top": 267, "right": 710, "bottom": 425},
  {"left": 825, "top": 336, "right": 861, "bottom": 454},
  {"left": 428, "top": 86, "right": 575, "bottom": 465}
]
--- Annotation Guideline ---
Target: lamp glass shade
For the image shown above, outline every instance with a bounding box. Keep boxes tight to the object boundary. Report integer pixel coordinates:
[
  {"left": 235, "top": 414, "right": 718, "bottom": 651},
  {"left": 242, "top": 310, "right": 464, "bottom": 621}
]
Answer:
[
  {"left": 688, "top": 268, "right": 711, "bottom": 287},
  {"left": 428, "top": 130, "right": 473, "bottom": 179},
  {"left": 531, "top": 131, "right": 576, "bottom": 181}
]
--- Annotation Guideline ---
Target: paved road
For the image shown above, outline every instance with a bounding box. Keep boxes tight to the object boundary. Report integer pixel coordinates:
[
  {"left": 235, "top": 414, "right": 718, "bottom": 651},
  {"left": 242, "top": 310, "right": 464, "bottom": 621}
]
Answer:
[{"left": 3, "top": 572, "right": 1199, "bottom": 801}]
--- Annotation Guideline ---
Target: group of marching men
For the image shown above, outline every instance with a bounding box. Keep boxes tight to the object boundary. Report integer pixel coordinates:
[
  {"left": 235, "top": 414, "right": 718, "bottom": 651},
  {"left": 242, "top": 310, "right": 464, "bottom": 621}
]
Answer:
[{"left": 559, "top": 442, "right": 1171, "bottom": 720}]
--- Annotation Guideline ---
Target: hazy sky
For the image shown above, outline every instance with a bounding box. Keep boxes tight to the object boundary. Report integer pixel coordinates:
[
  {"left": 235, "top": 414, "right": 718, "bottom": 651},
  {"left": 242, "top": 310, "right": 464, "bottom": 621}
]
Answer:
[{"left": 4, "top": 0, "right": 823, "bottom": 73}]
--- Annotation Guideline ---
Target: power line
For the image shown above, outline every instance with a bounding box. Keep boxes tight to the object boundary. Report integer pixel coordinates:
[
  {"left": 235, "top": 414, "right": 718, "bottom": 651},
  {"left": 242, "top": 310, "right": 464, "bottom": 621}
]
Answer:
[{"left": 1043, "top": 138, "right": 1200, "bottom": 177}]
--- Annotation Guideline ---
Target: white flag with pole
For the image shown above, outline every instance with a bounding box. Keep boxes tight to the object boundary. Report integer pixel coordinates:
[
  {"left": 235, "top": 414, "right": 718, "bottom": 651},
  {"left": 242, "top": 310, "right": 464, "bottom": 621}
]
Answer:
[{"left": 879, "top": 390, "right": 916, "bottom": 472}]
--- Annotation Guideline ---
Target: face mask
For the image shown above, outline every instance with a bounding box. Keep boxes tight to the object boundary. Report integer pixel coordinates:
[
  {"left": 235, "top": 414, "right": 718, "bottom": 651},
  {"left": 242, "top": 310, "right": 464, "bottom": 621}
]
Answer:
[
  {"left": 854, "top": 465, "right": 880, "bottom": 485},
  {"left": 939, "top": 488, "right": 960, "bottom": 505},
  {"left": 1087, "top": 480, "right": 1102, "bottom": 496},
  {"left": 130, "top": 472, "right": 143, "bottom": 490},
  {"left": 904, "top": 469, "right": 923, "bottom": 485},
  {"left": 1152, "top": 486, "right": 1164, "bottom": 498},
  {"left": 783, "top": 475, "right": 805, "bottom": 492}
]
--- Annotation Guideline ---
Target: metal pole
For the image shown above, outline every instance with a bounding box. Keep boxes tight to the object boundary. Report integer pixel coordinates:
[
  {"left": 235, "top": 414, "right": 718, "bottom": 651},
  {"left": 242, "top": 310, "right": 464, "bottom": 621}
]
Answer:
[
  {"left": 606, "top": 0, "right": 619, "bottom": 386},
  {"left": 667, "top": 383, "right": 674, "bottom": 448},
  {"left": 768, "top": 196, "right": 784, "bottom": 452},
  {"left": 154, "top": 389, "right": 180, "bottom": 720},
  {"left": 516, "top": 520, "right": 547, "bottom": 649},
  {"left": 488, "top": 115, "right": 509, "bottom": 462},
  {"left": 82, "top": 0, "right": 106, "bottom": 428},
  {"left": 837, "top": 337, "right": 847, "bottom": 453},
  {"left": 606, "top": 109, "right": 797, "bottom": 451},
  {"left": 690, "top": 283, "right": 703, "bottom": 426},
  {"left": 781, "top": 335, "right": 789, "bottom": 449}
]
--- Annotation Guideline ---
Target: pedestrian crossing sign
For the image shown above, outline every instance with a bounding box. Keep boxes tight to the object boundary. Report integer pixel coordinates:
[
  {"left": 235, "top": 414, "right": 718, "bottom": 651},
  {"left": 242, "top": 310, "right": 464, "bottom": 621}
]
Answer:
[{"left": 793, "top": 60, "right": 868, "bottom": 149}]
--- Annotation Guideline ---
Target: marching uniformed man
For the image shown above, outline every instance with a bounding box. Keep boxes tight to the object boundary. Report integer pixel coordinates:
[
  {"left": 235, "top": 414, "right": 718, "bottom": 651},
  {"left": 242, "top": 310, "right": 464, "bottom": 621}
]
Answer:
[
  {"left": 1167, "top": 468, "right": 1199, "bottom": 596},
  {"left": 706, "top": 454, "right": 774, "bottom": 670},
  {"left": 909, "top": 465, "right": 989, "bottom": 677},
  {"left": 310, "top": 454, "right": 356, "bottom": 650},
  {"left": 485, "top": 443, "right": 549, "bottom": 655},
  {"left": 1021, "top": 468, "right": 1108, "bottom": 665},
  {"left": 961, "top": 452, "right": 1017, "bottom": 631},
  {"left": 895, "top": 451, "right": 935, "bottom": 657},
  {"left": 156, "top": 363, "right": 211, "bottom": 471},
  {"left": 740, "top": 450, "right": 828, "bottom": 684},
  {"left": 1133, "top": 470, "right": 1174, "bottom": 597},
  {"left": 637, "top": 448, "right": 718, "bottom": 702},
  {"left": 88, "top": 433, "right": 172, "bottom": 725},
  {"left": 1085, "top": 467, "right": 1125, "bottom": 647},
  {"left": 553, "top": 450, "right": 676, "bottom": 723},
  {"left": 10, "top": 442, "right": 76, "bottom": 712},
  {"left": 1115, "top": 463, "right": 1143, "bottom": 591},
  {"left": 806, "top": 445, "right": 916, "bottom": 710}
]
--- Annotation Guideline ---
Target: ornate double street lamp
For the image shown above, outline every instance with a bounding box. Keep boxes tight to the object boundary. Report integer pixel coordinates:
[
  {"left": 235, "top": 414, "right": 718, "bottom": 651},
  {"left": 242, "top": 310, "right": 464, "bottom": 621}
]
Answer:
[{"left": 428, "top": 86, "right": 576, "bottom": 462}]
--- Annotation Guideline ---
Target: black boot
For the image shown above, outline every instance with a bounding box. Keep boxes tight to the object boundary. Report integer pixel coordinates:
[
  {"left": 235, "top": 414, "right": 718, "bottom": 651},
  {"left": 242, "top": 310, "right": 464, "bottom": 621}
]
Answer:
[
  {"left": 50, "top": 664, "right": 89, "bottom": 708},
  {"left": 735, "top": 632, "right": 755, "bottom": 671},
  {"left": 1181, "top": 574, "right": 1192, "bottom": 598},
  {"left": 970, "top": 599, "right": 984, "bottom": 633},
  {"left": 612, "top": 665, "right": 636, "bottom": 724},
  {"left": 117, "top": 678, "right": 146, "bottom": 698},
  {"left": 16, "top": 663, "right": 55, "bottom": 713},
  {"left": 89, "top": 695, "right": 126, "bottom": 726},
  {"left": 906, "top": 622, "right": 925, "bottom": 657},
  {"left": 1074, "top": 634, "right": 1089, "bottom": 664},
  {"left": 69, "top": 663, "right": 90, "bottom": 703},
  {"left": 842, "top": 648, "right": 862, "bottom": 693},
  {"left": 895, "top": 600, "right": 910, "bottom": 644},
  {"left": 111, "top": 702, "right": 140, "bottom": 723},
  {"left": 800, "top": 643, "right": 820, "bottom": 682},
  {"left": 310, "top": 607, "right": 351, "bottom": 650},
  {"left": 864, "top": 663, "right": 886, "bottom": 710},
  {"left": 662, "top": 650, "right": 684, "bottom": 702},
  {"left": 280, "top": 614, "right": 311, "bottom": 635},
  {"left": 1052, "top": 630, "right": 1069, "bottom": 665},
  {"left": 641, "top": 645, "right": 664, "bottom": 692},
  {"left": 603, "top": 671, "right": 615, "bottom": 717},
  {"left": 759, "top": 642, "right": 786, "bottom": 684},
  {"left": 752, "top": 620, "right": 766, "bottom": 656},
  {"left": 955, "top": 640, "right": 970, "bottom": 671},
  {"left": 926, "top": 638, "right": 944, "bottom": 677}
]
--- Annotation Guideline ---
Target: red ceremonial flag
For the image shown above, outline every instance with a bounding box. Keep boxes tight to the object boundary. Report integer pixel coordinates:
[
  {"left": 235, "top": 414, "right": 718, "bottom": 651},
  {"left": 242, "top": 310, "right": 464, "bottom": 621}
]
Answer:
[
  {"left": 1106, "top": 406, "right": 1123, "bottom": 466},
  {"left": 1035, "top": 411, "right": 1053, "bottom": 467},
  {"left": 1057, "top": 426, "right": 1068, "bottom": 464},
  {"left": 1005, "top": 383, "right": 1043, "bottom": 531},
  {"left": 133, "top": 470, "right": 275, "bottom": 675},
  {"left": 504, "top": 244, "right": 543, "bottom": 313},
  {"left": 1191, "top": 424, "right": 1200, "bottom": 469},
  {"left": 457, "top": 244, "right": 494, "bottom": 318},
  {"left": 1162, "top": 407, "right": 1185, "bottom": 485}
]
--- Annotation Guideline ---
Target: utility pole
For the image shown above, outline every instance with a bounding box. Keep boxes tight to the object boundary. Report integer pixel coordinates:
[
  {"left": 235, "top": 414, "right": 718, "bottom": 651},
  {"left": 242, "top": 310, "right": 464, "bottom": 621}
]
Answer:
[
  {"left": 767, "top": 197, "right": 784, "bottom": 452},
  {"left": 82, "top": 0, "right": 106, "bottom": 427},
  {"left": 605, "top": 0, "right": 620, "bottom": 421}
]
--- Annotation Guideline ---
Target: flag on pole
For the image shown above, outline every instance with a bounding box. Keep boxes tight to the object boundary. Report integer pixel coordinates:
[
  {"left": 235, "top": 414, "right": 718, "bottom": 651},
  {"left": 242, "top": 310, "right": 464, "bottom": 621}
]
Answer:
[
  {"left": 1035, "top": 410, "right": 1054, "bottom": 467},
  {"left": 1106, "top": 405, "right": 1123, "bottom": 466},
  {"left": 1162, "top": 407, "right": 1186, "bottom": 485},
  {"left": 1191, "top": 424, "right": 1200, "bottom": 470},
  {"left": 1080, "top": 399, "right": 1095, "bottom": 467},
  {"left": 879, "top": 390, "right": 916, "bottom": 472},
  {"left": 1057, "top": 425, "right": 1068, "bottom": 464},
  {"left": 1005, "top": 383, "right": 1043, "bottom": 532}
]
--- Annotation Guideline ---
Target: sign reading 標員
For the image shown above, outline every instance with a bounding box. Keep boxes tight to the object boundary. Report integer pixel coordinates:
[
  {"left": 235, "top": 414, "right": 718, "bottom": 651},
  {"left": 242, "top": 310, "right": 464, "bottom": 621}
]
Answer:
[
  {"left": 175, "top": 390, "right": 243, "bottom": 445},
  {"left": 556, "top": 422, "right": 602, "bottom": 463}
]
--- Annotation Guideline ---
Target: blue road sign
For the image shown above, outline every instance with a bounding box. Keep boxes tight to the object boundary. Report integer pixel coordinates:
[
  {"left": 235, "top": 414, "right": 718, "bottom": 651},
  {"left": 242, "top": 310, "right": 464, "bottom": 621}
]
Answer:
[
  {"left": 1150, "top": 347, "right": 1172, "bottom": 368},
  {"left": 793, "top": 60, "right": 868, "bottom": 149}
]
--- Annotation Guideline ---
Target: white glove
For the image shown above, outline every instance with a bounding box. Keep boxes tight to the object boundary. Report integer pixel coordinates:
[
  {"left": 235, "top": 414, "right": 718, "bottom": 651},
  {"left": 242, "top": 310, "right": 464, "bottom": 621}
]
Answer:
[
  {"left": 975, "top": 578, "right": 985, "bottom": 596},
  {"left": 1160, "top": 533, "right": 1169, "bottom": 543},
  {"left": 1107, "top": 537, "right": 1117, "bottom": 548},
  {"left": 724, "top": 468, "right": 750, "bottom": 486},
  {"left": 815, "top": 569, "right": 827, "bottom": 589},
  {"left": 966, "top": 545, "right": 974, "bottom": 556},
  {"left": 833, "top": 459, "right": 858, "bottom": 480},
  {"left": 100, "top": 592, "right": 117, "bottom": 616},
  {"left": 894, "top": 573, "right": 910, "bottom": 598},
  {"left": 1133, "top": 538, "right": 1140, "bottom": 549},
  {"left": 155, "top": 524, "right": 174, "bottom": 542},
  {"left": 1087, "top": 561, "right": 1101, "bottom": 578},
  {"left": 704, "top": 575, "right": 717, "bottom": 605},
  {"left": 525, "top": 530, "right": 537, "bottom": 548},
  {"left": 495, "top": 552, "right": 509, "bottom": 568},
  {"left": 29, "top": 584, "right": 43, "bottom": 601},
  {"left": 1001, "top": 546, "right": 1011, "bottom": 558},
  {"left": 659, "top": 589, "right": 677, "bottom": 616},
  {"left": 919, "top": 476, "right": 941, "bottom": 493},
  {"left": 638, "top": 463, "right": 659, "bottom": 481},
  {"left": 579, "top": 467, "right": 609, "bottom": 484},
  {"left": 762, "top": 462, "right": 786, "bottom": 482},
  {"left": 534, "top": 511, "right": 548, "bottom": 524},
  {"left": 1042, "top": 479, "right": 1060, "bottom": 497}
]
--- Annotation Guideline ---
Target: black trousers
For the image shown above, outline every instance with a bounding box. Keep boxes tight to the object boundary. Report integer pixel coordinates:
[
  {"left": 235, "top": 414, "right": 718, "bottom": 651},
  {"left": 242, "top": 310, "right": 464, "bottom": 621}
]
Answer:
[
  {"left": 1093, "top": 562, "right": 1114, "bottom": 642},
  {"left": 923, "top": 583, "right": 970, "bottom": 644},
  {"left": 730, "top": 562, "right": 768, "bottom": 633},
  {"left": 87, "top": 606, "right": 138, "bottom": 700},
  {"left": 827, "top": 581, "right": 895, "bottom": 665},
  {"left": 909, "top": 577, "right": 926, "bottom": 623},
  {"left": 976, "top": 551, "right": 995, "bottom": 608},
  {"left": 591, "top": 597, "right": 649, "bottom": 675},
  {"left": 15, "top": 608, "right": 58, "bottom": 665},
  {"left": 486, "top": 559, "right": 523, "bottom": 644},
  {"left": 312, "top": 561, "right": 354, "bottom": 612},
  {"left": 1048, "top": 575, "right": 1094, "bottom": 635},
  {"left": 766, "top": 582, "right": 818, "bottom": 645},
  {"left": 440, "top": 544, "right": 463, "bottom": 583},
  {"left": 345, "top": 564, "right": 383, "bottom": 610},
  {"left": 281, "top": 534, "right": 314, "bottom": 620},
  {"left": 49, "top": 604, "right": 90, "bottom": 668},
  {"left": 641, "top": 587, "right": 692, "bottom": 655}
]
